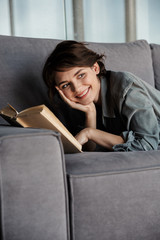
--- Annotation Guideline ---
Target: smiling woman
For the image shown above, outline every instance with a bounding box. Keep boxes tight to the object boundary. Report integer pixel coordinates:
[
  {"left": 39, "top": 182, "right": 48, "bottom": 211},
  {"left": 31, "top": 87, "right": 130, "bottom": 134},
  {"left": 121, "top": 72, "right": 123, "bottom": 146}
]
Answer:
[{"left": 42, "top": 40, "right": 160, "bottom": 152}]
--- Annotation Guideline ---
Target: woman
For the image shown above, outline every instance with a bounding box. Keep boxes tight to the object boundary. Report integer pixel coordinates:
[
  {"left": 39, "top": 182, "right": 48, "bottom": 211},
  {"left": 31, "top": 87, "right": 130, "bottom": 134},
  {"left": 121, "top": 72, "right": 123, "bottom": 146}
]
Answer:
[{"left": 43, "top": 40, "right": 160, "bottom": 151}]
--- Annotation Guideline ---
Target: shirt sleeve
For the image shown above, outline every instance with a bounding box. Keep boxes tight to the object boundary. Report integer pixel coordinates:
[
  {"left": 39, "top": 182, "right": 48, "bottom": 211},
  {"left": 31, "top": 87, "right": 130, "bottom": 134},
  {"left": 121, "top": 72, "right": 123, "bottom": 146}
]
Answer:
[{"left": 113, "top": 84, "right": 160, "bottom": 152}]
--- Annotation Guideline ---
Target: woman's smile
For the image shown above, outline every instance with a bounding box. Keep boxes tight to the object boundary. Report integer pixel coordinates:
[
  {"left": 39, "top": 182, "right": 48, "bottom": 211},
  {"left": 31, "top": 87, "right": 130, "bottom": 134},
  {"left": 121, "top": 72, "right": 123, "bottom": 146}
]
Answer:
[{"left": 76, "top": 87, "right": 90, "bottom": 99}]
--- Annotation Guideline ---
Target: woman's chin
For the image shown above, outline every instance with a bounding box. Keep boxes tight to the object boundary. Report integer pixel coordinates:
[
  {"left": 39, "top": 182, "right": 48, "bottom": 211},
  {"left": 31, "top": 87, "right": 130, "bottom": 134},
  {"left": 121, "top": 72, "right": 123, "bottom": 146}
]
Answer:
[{"left": 78, "top": 98, "right": 94, "bottom": 105}]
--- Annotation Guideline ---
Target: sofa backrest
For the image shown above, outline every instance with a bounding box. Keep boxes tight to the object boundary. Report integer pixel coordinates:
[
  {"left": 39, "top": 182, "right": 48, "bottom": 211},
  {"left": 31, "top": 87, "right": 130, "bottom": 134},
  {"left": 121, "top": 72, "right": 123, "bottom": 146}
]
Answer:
[
  {"left": 88, "top": 40, "right": 155, "bottom": 86},
  {"left": 0, "top": 35, "right": 156, "bottom": 124}
]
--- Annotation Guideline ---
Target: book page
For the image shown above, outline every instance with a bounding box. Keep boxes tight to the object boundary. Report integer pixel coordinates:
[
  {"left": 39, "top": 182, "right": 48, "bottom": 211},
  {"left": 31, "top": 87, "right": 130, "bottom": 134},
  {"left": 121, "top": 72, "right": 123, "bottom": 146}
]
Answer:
[{"left": 0, "top": 104, "right": 18, "bottom": 118}]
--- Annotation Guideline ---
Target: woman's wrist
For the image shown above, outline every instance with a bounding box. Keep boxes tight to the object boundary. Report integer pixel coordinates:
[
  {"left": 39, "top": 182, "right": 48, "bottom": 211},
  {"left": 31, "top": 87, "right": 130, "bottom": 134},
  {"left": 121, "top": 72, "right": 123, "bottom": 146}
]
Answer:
[
  {"left": 85, "top": 112, "right": 96, "bottom": 128},
  {"left": 85, "top": 104, "right": 97, "bottom": 128}
]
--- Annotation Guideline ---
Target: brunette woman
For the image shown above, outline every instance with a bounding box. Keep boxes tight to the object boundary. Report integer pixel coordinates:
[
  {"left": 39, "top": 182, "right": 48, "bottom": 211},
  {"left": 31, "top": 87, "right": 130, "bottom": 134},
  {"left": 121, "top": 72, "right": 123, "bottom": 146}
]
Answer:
[{"left": 43, "top": 40, "right": 160, "bottom": 151}]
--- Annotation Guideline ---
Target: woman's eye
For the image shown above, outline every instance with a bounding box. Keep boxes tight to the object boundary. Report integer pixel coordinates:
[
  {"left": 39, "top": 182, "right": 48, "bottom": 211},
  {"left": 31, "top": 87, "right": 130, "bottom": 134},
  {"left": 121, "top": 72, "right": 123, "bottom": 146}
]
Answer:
[
  {"left": 62, "top": 83, "right": 70, "bottom": 89},
  {"left": 78, "top": 73, "right": 85, "bottom": 79}
]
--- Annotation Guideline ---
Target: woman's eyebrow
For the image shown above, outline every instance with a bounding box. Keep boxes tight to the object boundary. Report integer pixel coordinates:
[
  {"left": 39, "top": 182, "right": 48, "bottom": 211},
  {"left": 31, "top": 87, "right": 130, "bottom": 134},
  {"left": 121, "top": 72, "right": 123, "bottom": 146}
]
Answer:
[
  {"left": 58, "top": 80, "right": 68, "bottom": 86},
  {"left": 73, "top": 69, "right": 84, "bottom": 77}
]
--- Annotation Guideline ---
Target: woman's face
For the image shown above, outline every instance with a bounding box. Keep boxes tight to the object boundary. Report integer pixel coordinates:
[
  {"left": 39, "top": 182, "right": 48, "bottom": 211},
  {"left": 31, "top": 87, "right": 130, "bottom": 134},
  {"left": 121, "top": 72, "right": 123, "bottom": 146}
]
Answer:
[{"left": 55, "top": 62, "right": 101, "bottom": 105}]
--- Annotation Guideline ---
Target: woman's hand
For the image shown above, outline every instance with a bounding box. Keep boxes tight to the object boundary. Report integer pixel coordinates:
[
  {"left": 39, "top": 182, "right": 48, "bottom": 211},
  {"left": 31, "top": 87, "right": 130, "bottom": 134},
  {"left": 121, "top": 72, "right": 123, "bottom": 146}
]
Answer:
[
  {"left": 56, "top": 87, "right": 97, "bottom": 129},
  {"left": 75, "top": 128, "right": 90, "bottom": 145},
  {"left": 75, "top": 128, "right": 96, "bottom": 151},
  {"left": 56, "top": 87, "right": 96, "bottom": 113}
]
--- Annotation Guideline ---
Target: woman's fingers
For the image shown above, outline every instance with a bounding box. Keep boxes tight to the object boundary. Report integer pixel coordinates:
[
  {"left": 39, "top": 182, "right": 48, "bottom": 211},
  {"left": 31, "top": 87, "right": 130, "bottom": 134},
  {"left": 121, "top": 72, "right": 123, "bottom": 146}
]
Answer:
[{"left": 55, "top": 87, "right": 71, "bottom": 104}]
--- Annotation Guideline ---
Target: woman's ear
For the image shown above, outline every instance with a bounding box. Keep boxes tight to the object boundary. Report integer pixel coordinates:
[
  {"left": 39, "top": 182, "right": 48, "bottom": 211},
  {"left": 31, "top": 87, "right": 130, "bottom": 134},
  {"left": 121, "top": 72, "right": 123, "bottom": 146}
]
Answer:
[{"left": 92, "top": 62, "right": 100, "bottom": 74}]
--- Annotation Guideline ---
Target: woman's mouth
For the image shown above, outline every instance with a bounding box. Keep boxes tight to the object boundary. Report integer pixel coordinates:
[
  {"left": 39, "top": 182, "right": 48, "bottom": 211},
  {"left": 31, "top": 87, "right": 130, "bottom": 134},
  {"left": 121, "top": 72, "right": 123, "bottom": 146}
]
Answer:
[{"left": 76, "top": 87, "right": 90, "bottom": 99}]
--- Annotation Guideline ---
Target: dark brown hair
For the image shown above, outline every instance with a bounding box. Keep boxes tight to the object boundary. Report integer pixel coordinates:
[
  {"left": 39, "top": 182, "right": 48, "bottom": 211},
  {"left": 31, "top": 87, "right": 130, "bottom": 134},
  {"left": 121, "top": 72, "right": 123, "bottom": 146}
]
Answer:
[{"left": 42, "top": 40, "right": 106, "bottom": 101}]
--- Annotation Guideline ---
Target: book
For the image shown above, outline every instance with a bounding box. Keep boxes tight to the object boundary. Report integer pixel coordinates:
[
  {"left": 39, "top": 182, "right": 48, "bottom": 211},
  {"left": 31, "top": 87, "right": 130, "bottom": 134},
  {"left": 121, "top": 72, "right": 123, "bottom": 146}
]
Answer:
[{"left": 0, "top": 104, "right": 82, "bottom": 153}]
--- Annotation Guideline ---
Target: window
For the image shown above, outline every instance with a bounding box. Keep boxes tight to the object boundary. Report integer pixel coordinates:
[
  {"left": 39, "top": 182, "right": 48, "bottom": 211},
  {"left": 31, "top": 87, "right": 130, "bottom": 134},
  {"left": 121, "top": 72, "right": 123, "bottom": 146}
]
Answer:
[
  {"left": 0, "top": 0, "right": 160, "bottom": 43},
  {"left": 0, "top": 0, "right": 10, "bottom": 35},
  {"left": 136, "top": 0, "right": 160, "bottom": 44},
  {"left": 83, "top": 0, "right": 125, "bottom": 43},
  {"left": 13, "top": 0, "right": 66, "bottom": 38},
  {"left": 0, "top": 0, "right": 73, "bottom": 39}
]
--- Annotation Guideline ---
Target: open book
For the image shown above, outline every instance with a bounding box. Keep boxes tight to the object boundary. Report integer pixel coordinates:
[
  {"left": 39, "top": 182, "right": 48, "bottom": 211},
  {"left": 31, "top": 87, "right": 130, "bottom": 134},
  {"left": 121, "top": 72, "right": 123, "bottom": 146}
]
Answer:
[{"left": 0, "top": 104, "right": 82, "bottom": 153}]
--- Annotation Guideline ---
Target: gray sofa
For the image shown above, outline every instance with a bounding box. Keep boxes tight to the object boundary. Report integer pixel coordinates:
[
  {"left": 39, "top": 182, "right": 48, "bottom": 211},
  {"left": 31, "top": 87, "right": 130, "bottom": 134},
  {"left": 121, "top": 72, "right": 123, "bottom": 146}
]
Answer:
[{"left": 1, "top": 35, "right": 160, "bottom": 240}]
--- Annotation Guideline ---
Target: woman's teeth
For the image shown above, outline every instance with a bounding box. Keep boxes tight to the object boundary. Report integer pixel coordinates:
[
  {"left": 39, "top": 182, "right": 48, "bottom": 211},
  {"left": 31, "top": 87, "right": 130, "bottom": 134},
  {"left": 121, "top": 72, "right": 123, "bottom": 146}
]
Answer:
[{"left": 77, "top": 88, "right": 89, "bottom": 98}]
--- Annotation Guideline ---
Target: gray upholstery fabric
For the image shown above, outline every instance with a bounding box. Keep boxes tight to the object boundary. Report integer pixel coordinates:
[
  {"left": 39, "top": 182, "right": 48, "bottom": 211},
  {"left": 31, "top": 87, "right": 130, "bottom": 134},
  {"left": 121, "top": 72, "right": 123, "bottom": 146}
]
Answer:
[
  {"left": 0, "top": 126, "right": 69, "bottom": 240},
  {"left": 88, "top": 40, "right": 155, "bottom": 87},
  {"left": 66, "top": 152, "right": 160, "bottom": 240},
  {"left": 151, "top": 44, "right": 160, "bottom": 90}
]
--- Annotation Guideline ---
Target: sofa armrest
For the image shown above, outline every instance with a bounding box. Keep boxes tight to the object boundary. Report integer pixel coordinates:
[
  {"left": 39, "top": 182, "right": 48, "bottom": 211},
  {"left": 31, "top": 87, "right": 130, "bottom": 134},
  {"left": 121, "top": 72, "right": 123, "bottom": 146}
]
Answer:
[
  {"left": 66, "top": 151, "right": 160, "bottom": 240},
  {"left": 0, "top": 126, "right": 69, "bottom": 240}
]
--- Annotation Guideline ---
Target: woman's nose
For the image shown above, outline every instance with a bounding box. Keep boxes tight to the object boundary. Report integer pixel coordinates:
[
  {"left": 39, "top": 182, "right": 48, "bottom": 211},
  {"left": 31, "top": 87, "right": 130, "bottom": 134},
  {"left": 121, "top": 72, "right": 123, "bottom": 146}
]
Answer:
[{"left": 71, "top": 80, "right": 80, "bottom": 92}]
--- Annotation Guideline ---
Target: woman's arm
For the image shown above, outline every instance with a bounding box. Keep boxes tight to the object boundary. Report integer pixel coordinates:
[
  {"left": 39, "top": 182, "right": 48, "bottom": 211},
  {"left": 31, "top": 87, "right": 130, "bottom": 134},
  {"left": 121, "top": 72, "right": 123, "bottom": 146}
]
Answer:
[
  {"left": 75, "top": 128, "right": 124, "bottom": 150},
  {"left": 56, "top": 88, "right": 97, "bottom": 150}
]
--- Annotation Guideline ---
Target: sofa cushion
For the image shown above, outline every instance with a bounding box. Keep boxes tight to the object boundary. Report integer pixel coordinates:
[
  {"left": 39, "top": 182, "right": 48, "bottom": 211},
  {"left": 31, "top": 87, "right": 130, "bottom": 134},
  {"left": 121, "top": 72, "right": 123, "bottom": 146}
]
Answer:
[
  {"left": 88, "top": 40, "right": 155, "bottom": 87},
  {"left": 66, "top": 151, "right": 160, "bottom": 240},
  {"left": 150, "top": 44, "right": 160, "bottom": 90}
]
